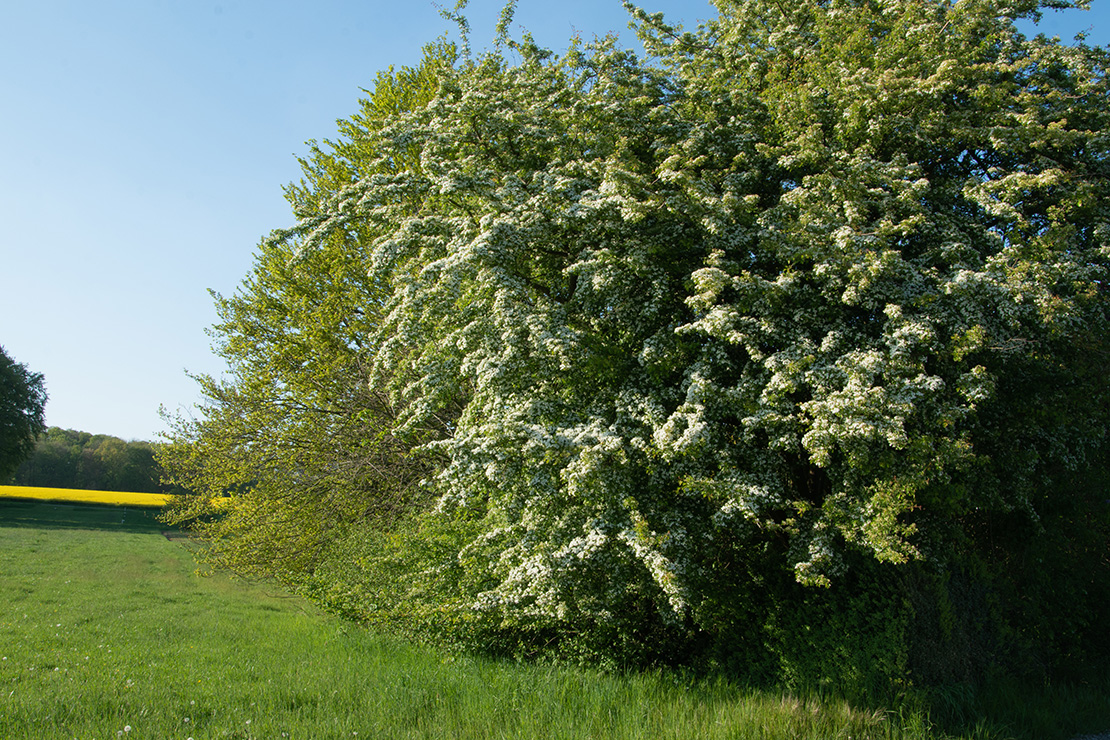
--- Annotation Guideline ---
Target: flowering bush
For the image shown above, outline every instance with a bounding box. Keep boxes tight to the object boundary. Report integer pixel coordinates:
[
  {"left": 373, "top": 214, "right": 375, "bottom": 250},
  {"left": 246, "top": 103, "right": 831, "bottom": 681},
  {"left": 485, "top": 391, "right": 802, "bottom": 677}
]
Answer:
[{"left": 167, "top": 0, "right": 1110, "bottom": 686}]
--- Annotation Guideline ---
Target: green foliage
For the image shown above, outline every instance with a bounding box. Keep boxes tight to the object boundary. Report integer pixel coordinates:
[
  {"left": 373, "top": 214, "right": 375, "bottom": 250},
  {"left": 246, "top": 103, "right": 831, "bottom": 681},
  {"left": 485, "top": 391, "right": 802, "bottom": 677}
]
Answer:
[
  {"left": 156, "top": 42, "right": 459, "bottom": 586},
  {"left": 763, "top": 558, "right": 913, "bottom": 703},
  {"left": 0, "top": 345, "right": 47, "bottom": 481},
  {"left": 10, "top": 427, "right": 171, "bottom": 493},
  {"left": 163, "top": 0, "right": 1110, "bottom": 696}
]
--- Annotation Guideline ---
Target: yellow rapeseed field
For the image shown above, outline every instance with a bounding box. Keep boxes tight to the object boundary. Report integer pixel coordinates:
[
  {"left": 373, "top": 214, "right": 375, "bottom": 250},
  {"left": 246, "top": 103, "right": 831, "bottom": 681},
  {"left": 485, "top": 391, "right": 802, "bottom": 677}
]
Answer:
[{"left": 0, "top": 485, "right": 170, "bottom": 508}]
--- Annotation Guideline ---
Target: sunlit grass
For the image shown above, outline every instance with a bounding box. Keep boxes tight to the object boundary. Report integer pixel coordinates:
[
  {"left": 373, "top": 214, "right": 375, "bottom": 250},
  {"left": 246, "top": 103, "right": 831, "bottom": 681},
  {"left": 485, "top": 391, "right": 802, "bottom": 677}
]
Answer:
[
  {"left": 0, "top": 503, "right": 916, "bottom": 739},
  {"left": 0, "top": 484, "right": 169, "bottom": 508},
  {"left": 1, "top": 501, "right": 1105, "bottom": 739}
]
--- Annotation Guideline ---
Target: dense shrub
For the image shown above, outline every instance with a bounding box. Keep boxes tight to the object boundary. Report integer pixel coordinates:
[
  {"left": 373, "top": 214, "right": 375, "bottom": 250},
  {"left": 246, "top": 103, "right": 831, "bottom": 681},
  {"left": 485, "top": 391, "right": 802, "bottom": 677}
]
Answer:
[{"left": 161, "top": 0, "right": 1110, "bottom": 697}]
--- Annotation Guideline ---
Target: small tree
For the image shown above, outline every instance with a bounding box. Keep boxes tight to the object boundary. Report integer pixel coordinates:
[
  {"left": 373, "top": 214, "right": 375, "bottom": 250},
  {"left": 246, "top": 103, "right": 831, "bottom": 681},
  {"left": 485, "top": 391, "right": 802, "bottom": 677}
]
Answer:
[
  {"left": 157, "top": 43, "right": 458, "bottom": 587},
  {"left": 0, "top": 346, "right": 48, "bottom": 481}
]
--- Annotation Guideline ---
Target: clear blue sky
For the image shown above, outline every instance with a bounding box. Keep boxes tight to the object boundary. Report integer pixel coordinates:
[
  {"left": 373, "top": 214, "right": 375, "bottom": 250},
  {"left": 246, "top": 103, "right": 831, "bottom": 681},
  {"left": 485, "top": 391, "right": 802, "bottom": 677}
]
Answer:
[{"left": 1, "top": 1, "right": 1105, "bottom": 442}]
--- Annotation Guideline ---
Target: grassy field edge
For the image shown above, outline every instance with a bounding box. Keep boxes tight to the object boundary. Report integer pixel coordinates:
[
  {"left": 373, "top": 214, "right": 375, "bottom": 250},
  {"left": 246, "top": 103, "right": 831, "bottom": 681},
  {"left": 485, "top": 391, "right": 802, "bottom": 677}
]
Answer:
[{"left": 2, "top": 501, "right": 1107, "bottom": 739}]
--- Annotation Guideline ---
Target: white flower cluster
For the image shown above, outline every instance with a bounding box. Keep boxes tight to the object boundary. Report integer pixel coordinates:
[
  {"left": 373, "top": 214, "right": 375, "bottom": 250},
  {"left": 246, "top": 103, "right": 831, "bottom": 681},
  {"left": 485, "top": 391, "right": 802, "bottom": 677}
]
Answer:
[{"left": 269, "top": 2, "right": 1110, "bottom": 628}]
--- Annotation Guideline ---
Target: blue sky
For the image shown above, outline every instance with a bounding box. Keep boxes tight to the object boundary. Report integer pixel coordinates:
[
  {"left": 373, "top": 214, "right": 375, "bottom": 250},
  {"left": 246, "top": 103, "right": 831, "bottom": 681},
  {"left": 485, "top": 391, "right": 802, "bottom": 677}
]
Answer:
[{"left": 1, "top": 1, "right": 1106, "bottom": 442}]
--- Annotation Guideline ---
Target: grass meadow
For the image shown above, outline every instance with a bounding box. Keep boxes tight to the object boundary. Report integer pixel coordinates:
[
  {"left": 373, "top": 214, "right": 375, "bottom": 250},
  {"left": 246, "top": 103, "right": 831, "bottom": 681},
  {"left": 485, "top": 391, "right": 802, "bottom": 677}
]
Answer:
[{"left": 1, "top": 497, "right": 1106, "bottom": 740}]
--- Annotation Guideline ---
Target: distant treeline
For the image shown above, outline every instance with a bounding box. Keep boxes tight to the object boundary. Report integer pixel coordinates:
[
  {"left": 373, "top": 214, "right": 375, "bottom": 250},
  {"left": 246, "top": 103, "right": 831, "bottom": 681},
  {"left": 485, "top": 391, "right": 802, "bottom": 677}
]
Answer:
[{"left": 6, "top": 428, "right": 176, "bottom": 493}]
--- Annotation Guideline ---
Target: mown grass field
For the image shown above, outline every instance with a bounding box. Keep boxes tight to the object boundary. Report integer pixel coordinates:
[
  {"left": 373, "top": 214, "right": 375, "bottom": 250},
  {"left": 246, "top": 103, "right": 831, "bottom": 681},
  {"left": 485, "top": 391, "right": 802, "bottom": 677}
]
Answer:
[{"left": 1, "top": 499, "right": 1106, "bottom": 739}]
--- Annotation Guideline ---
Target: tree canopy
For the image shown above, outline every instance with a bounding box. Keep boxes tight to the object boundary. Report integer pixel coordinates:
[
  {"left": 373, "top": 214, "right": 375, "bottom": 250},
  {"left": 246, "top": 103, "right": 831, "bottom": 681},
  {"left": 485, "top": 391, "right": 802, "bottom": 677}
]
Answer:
[
  {"left": 0, "top": 346, "right": 48, "bottom": 481},
  {"left": 158, "top": 43, "right": 458, "bottom": 580},
  {"left": 161, "top": 0, "right": 1110, "bottom": 692},
  {"left": 9, "top": 427, "right": 172, "bottom": 493}
]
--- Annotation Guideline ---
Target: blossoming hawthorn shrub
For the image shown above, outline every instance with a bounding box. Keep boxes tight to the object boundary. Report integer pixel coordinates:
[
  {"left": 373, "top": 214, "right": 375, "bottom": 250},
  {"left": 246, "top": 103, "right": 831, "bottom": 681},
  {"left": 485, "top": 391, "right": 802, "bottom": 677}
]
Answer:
[{"left": 169, "top": 0, "right": 1109, "bottom": 687}]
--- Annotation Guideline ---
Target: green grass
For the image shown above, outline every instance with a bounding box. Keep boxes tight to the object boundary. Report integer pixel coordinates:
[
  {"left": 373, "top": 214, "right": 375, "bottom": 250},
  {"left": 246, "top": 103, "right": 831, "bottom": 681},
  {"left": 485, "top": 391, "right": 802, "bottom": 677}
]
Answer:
[
  {"left": 1, "top": 500, "right": 1105, "bottom": 740},
  {"left": 0, "top": 498, "right": 171, "bottom": 533}
]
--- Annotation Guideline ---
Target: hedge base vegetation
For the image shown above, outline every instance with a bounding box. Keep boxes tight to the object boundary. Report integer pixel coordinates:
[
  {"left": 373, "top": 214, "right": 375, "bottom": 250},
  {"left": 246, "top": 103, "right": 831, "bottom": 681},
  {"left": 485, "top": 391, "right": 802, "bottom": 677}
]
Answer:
[{"left": 159, "top": 0, "right": 1110, "bottom": 707}]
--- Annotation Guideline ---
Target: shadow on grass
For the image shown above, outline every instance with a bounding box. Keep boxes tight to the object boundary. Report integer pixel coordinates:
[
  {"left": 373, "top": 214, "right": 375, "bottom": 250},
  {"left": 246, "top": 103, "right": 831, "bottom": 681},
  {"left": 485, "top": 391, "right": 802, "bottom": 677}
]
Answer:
[
  {"left": 921, "top": 674, "right": 1110, "bottom": 740},
  {"left": 0, "top": 498, "right": 180, "bottom": 535}
]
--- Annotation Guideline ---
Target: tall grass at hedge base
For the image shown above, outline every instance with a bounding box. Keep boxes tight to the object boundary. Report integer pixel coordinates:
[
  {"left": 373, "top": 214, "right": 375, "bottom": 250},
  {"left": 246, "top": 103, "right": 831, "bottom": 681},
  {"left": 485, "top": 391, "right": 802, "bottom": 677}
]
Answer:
[
  {"left": 275, "top": 511, "right": 1110, "bottom": 740},
  {"left": 0, "top": 506, "right": 987, "bottom": 740}
]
